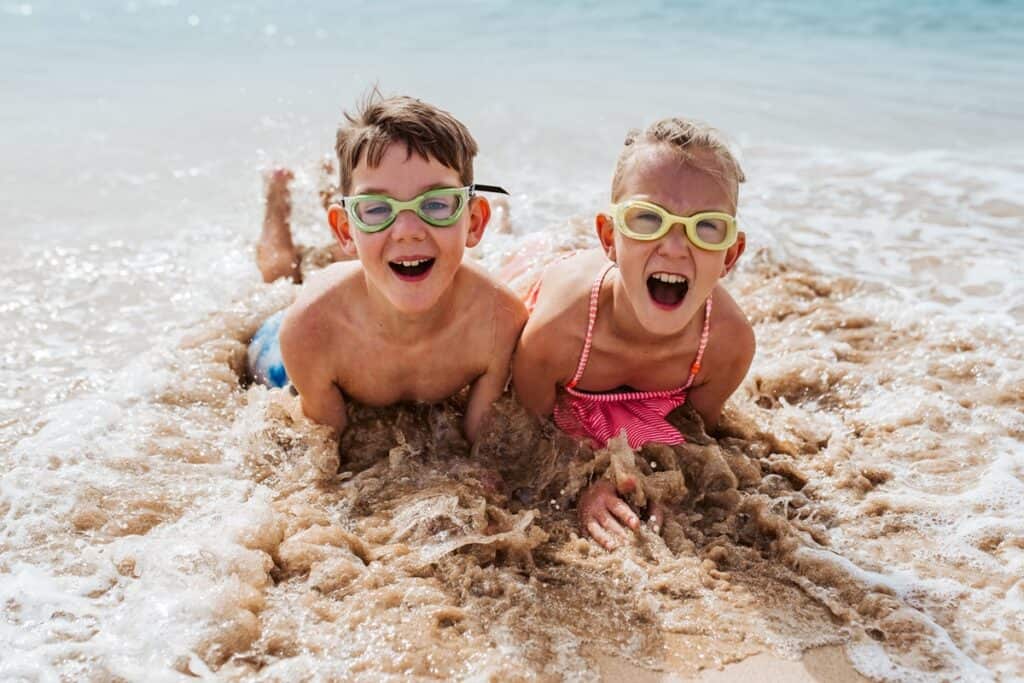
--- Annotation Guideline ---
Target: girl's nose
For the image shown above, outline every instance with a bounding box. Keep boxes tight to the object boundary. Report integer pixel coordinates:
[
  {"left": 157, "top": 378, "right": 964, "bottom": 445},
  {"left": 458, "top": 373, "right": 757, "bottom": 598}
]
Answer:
[{"left": 657, "top": 223, "right": 691, "bottom": 257}]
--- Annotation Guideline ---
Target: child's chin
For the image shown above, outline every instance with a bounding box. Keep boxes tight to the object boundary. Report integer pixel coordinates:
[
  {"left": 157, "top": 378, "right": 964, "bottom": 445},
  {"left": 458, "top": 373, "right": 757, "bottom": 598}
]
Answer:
[{"left": 639, "top": 301, "right": 692, "bottom": 335}]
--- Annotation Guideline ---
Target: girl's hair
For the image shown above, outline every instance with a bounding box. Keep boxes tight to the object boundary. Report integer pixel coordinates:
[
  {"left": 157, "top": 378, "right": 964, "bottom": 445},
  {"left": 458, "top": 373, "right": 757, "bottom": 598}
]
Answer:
[{"left": 611, "top": 117, "right": 745, "bottom": 201}]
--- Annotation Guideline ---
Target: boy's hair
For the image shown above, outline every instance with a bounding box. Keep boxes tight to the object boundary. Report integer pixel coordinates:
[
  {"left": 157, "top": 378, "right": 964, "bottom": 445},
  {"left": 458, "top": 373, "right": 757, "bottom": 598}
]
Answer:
[
  {"left": 611, "top": 117, "right": 746, "bottom": 202},
  {"left": 335, "top": 93, "right": 478, "bottom": 194}
]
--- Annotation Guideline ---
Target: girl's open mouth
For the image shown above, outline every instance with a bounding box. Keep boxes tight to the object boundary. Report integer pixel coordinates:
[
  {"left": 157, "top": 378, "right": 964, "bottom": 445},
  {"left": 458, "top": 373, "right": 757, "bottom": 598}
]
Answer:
[
  {"left": 647, "top": 272, "right": 688, "bottom": 308},
  {"left": 389, "top": 258, "right": 435, "bottom": 280}
]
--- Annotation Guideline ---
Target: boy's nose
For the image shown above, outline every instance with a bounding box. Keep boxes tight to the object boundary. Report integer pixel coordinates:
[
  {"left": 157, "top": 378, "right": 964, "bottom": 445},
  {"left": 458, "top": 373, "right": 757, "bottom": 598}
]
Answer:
[{"left": 389, "top": 209, "right": 428, "bottom": 240}]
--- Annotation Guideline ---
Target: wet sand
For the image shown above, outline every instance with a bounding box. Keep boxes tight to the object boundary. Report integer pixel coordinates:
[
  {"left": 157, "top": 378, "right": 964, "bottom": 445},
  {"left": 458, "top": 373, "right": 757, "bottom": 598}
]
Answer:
[
  {"left": 3, "top": 177, "right": 1022, "bottom": 679},
  {"left": 597, "top": 645, "right": 867, "bottom": 682}
]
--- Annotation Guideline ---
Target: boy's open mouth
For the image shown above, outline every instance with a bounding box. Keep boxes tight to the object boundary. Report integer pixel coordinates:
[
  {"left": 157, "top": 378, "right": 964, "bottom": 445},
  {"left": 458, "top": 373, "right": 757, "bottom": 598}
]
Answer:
[
  {"left": 389, "top": 258, "right": 435, "bottom": 280},
  {"left": 647, "top": 272, "right": 689, "bottom": 308}
]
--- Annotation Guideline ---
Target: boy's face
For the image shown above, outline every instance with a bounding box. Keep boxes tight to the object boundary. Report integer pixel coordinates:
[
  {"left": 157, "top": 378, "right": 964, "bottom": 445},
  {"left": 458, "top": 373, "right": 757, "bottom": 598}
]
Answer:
[
  {"left": 327, "top": 143, "right": 488, "bottom": 315},
  {"left": 597, "top": 143, "right": 745, "bottom": 337}
]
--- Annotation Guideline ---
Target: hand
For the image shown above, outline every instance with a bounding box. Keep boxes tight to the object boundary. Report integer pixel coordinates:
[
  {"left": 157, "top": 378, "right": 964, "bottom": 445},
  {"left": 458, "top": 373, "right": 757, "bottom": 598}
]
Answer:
[
  {"left": 578, "top": 479, "right": 667, "bottom": 550},
  {"left": 578, "top": 479, "right": 640, "bottom": 550}
]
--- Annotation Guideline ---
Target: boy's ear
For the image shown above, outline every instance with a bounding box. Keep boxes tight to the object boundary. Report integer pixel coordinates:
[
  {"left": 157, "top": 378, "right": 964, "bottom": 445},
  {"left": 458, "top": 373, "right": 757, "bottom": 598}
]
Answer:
[
  {"left": 721, "top": 231, "right": 746, "bottom": 276},
  {"left": 328, "top": 204, "right": 358, "bottom": 257},
  {"left": 595, "top": 212, "right": 616, "bottom": 261},
  {"left": 465, "top": 196, "right": 490, "bottom": 248}
]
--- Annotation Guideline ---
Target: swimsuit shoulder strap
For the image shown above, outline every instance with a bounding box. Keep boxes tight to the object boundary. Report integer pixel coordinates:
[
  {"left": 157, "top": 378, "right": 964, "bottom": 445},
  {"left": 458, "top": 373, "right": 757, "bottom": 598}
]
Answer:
[
  {"left": 566, "top": 262, "right": 616, "bottom": 389},
  {"left": 681, "top": 296, "right": 713, "bottom": 391}
]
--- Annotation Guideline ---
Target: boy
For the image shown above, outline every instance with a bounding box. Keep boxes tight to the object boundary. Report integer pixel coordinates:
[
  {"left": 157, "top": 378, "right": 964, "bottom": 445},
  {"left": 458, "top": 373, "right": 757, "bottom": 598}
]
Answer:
[{"left": 267, "top": 95, "right": 526, "bottom": 445}]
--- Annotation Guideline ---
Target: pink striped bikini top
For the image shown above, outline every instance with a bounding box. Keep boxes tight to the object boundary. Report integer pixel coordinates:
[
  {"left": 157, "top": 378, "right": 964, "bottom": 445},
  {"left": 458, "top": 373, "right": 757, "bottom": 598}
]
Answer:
[{"left": 552, "top": 262, "right": 712, "bottom": 450}]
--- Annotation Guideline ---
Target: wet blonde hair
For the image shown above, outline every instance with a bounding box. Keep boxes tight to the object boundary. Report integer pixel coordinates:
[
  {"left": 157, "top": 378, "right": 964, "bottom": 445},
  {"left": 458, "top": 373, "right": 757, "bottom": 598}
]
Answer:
[
  {"left": 335, "top": 92, "right": 478, "bottom": 194},
  {"left": 611, "top": 117, "right": 745, "bottom": 203}
]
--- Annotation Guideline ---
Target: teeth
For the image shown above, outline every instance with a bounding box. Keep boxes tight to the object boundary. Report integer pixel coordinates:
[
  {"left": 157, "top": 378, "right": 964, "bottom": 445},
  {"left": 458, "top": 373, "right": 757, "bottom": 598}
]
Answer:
[
  {"left": 651, "top": 272, "right": 687, "bottom": 284},
  {"left": 396, "top": 259, "right": 428, "bottom": 267}
]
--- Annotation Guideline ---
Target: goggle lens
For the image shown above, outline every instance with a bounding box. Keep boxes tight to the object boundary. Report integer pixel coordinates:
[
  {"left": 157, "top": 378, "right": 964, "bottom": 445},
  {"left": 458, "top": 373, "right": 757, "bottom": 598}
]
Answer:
[
  {"left": 623, "top": 205, "right": 666, "bottom": 236},
  {"left": 353, "top": 199, "right": 394, "bottom": 227},
  {"left": 693, "top": 217, "right": 730, "bottom": 245},
  {"left": 419, "top": 193, "right": 464, "bottom": 222}
]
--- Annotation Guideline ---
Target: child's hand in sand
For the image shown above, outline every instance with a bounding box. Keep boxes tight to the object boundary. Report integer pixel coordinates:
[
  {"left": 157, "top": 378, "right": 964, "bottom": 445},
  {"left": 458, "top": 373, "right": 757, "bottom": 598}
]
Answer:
[{"left": 578, "top": 479, "right": 666, "bottom": 550}]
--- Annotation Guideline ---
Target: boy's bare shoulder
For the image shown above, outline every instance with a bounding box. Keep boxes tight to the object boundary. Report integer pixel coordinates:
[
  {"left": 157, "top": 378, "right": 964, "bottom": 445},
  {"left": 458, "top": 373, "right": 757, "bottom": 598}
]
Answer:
[
  {"left": 292, "top": 261, "right": 360, "bottom": 307},
  {"left": 283, "top": 262, "right": 363, "bottom": 339},
  {"left": 458, "top": 261, "right": 528, "bottom": 321}
]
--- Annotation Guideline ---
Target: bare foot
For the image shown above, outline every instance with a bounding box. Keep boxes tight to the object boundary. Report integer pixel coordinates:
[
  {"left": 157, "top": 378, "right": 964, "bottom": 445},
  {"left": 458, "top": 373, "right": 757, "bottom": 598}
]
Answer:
[{"left": 256, "top": 168, "right": 300, "bottom": 283}]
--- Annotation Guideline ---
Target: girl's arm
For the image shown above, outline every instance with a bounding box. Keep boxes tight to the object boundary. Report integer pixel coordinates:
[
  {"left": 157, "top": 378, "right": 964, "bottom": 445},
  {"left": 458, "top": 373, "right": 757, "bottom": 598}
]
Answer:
[{"left": 688, "top": 314, "right": 755, "bottom": 432}]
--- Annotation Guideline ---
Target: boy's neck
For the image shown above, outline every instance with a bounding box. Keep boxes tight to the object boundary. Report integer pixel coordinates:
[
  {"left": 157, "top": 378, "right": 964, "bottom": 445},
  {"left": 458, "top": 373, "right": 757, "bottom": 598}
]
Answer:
[{"left": 362, "top": 273, "right": 460, "bottom": 341}]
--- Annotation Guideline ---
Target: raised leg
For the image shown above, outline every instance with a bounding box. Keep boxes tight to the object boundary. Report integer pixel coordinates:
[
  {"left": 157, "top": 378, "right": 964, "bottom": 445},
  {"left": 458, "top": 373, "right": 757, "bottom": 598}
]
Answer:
[{"left": 256, "top": 168, "right": 300, "bottom": 283}]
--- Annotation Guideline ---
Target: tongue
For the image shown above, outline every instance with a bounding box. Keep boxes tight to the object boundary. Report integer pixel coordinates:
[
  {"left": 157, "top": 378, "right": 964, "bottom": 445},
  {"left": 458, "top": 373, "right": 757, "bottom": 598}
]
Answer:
[{"left": 648, "top": 278, "right": 688, "bottom": 306}]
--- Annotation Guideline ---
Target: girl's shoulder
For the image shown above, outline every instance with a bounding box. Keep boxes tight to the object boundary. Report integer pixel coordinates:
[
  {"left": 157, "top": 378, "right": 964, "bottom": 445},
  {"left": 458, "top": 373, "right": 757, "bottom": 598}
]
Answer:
[
  {"left": 704, "top": 285, "right": 756, "bottom": 371},
  {"left": 535, "top": 248, "right": 609, "bottom": 306},
  {"left": 525, "top": 249, "right": 607, "bottom": 324}
]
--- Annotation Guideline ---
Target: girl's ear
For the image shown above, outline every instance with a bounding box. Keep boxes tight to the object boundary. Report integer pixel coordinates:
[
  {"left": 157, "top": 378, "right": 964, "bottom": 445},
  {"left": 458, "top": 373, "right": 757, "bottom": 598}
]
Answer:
[
  {"left": 595, "top": 212, "right": 616, "bottom": 261},
  {"left": 328, "top": 204, "right": 358, "bottom": 256},
  {"left": 721, "top": 231, "right": 746, "bottom": 276},
  {"left": 465, "top": 196, "right": 490, "bottom": 248}
]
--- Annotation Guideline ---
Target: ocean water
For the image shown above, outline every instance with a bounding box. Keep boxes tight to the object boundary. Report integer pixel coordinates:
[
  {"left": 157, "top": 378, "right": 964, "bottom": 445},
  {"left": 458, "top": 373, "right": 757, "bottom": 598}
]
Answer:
[{"left": 2, "top": 1, "right": 1023, "bottom": 680}]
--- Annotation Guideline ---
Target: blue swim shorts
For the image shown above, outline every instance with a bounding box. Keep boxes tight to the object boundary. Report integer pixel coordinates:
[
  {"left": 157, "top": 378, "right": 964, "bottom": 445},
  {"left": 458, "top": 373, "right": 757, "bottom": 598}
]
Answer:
[{"left": 247, "top": 310, "right": 290, "bottom": 388}]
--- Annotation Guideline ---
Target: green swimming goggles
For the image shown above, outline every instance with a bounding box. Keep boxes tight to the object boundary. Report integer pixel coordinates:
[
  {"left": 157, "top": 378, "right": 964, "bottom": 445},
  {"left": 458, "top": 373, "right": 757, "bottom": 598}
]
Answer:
[
  {"left": 342, "top": 184, "right": 508, "bottom": 233},
  {"left": 610, "top": 199, "right": 738, "bottom": 251}
]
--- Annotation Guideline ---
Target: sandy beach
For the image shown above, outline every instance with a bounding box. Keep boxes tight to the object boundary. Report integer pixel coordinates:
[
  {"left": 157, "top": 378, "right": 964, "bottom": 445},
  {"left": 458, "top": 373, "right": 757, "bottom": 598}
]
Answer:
[{"left": 2, "top": 2, "right": 1023, "bottom": 680}]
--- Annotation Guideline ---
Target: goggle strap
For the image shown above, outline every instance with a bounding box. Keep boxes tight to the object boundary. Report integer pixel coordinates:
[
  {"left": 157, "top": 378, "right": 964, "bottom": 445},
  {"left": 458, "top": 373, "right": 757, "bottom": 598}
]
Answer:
[{"left": 470, "top": 184, "right": 509, "bottom": 196}]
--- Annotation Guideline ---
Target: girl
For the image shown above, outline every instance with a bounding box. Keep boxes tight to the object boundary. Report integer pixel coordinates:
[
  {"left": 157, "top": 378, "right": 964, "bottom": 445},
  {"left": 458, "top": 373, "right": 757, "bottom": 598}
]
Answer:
[{"left": 512, "top": 118, "right": 755, "bottom": 550}]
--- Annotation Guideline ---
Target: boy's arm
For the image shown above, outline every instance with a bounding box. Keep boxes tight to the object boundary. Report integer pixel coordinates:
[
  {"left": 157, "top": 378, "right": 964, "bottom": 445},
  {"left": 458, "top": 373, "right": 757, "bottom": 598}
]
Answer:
[
  {"left": 279, "top": 307, "right": 348, "bottom": 434},
  {"left": 688, "top": 314, "right": 755, "bottom": 433},
  {"left": 464, "top": 297, "right": 528, "bottom": 444}
]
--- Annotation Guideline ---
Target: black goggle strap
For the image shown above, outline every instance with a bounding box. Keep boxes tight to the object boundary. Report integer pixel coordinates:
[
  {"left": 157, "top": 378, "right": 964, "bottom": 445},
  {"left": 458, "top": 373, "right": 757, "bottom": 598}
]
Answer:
[
  {"left": 341, "top": 184, "right": 509, "bottom": 207},
  {"left": 469, "top": 184, "right": 509, "bottom": 197}
]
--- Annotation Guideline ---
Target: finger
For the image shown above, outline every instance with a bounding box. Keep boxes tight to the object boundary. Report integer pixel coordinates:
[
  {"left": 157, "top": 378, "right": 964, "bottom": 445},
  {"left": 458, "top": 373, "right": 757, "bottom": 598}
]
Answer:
[
  {"left": 609, "top": 499, "right": 640, "bottom": 530},
  {"left": 600, "top": 513, "right": 633, "bottom": 542},
  {"left": 648, "top": 502, "right": 665, "bottom": 534},
  {"left": 616, "top": 476, "right": 637, "bottom": 495},
  {"left": 587, "top": 520, "right": 619, "bottom": 550}
]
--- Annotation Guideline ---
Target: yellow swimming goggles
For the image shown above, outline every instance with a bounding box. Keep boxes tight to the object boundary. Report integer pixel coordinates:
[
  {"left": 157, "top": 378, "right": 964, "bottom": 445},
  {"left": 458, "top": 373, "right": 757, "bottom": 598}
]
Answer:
[{"left": 610, "top": 199, "right": 738, "bottom": 251}]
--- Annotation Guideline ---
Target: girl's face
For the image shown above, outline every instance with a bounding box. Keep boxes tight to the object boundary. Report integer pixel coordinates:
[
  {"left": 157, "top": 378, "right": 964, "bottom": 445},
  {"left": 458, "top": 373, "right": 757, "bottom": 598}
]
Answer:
[{"left": 597, "top": 143, "right": 745, "bottom": 337}]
